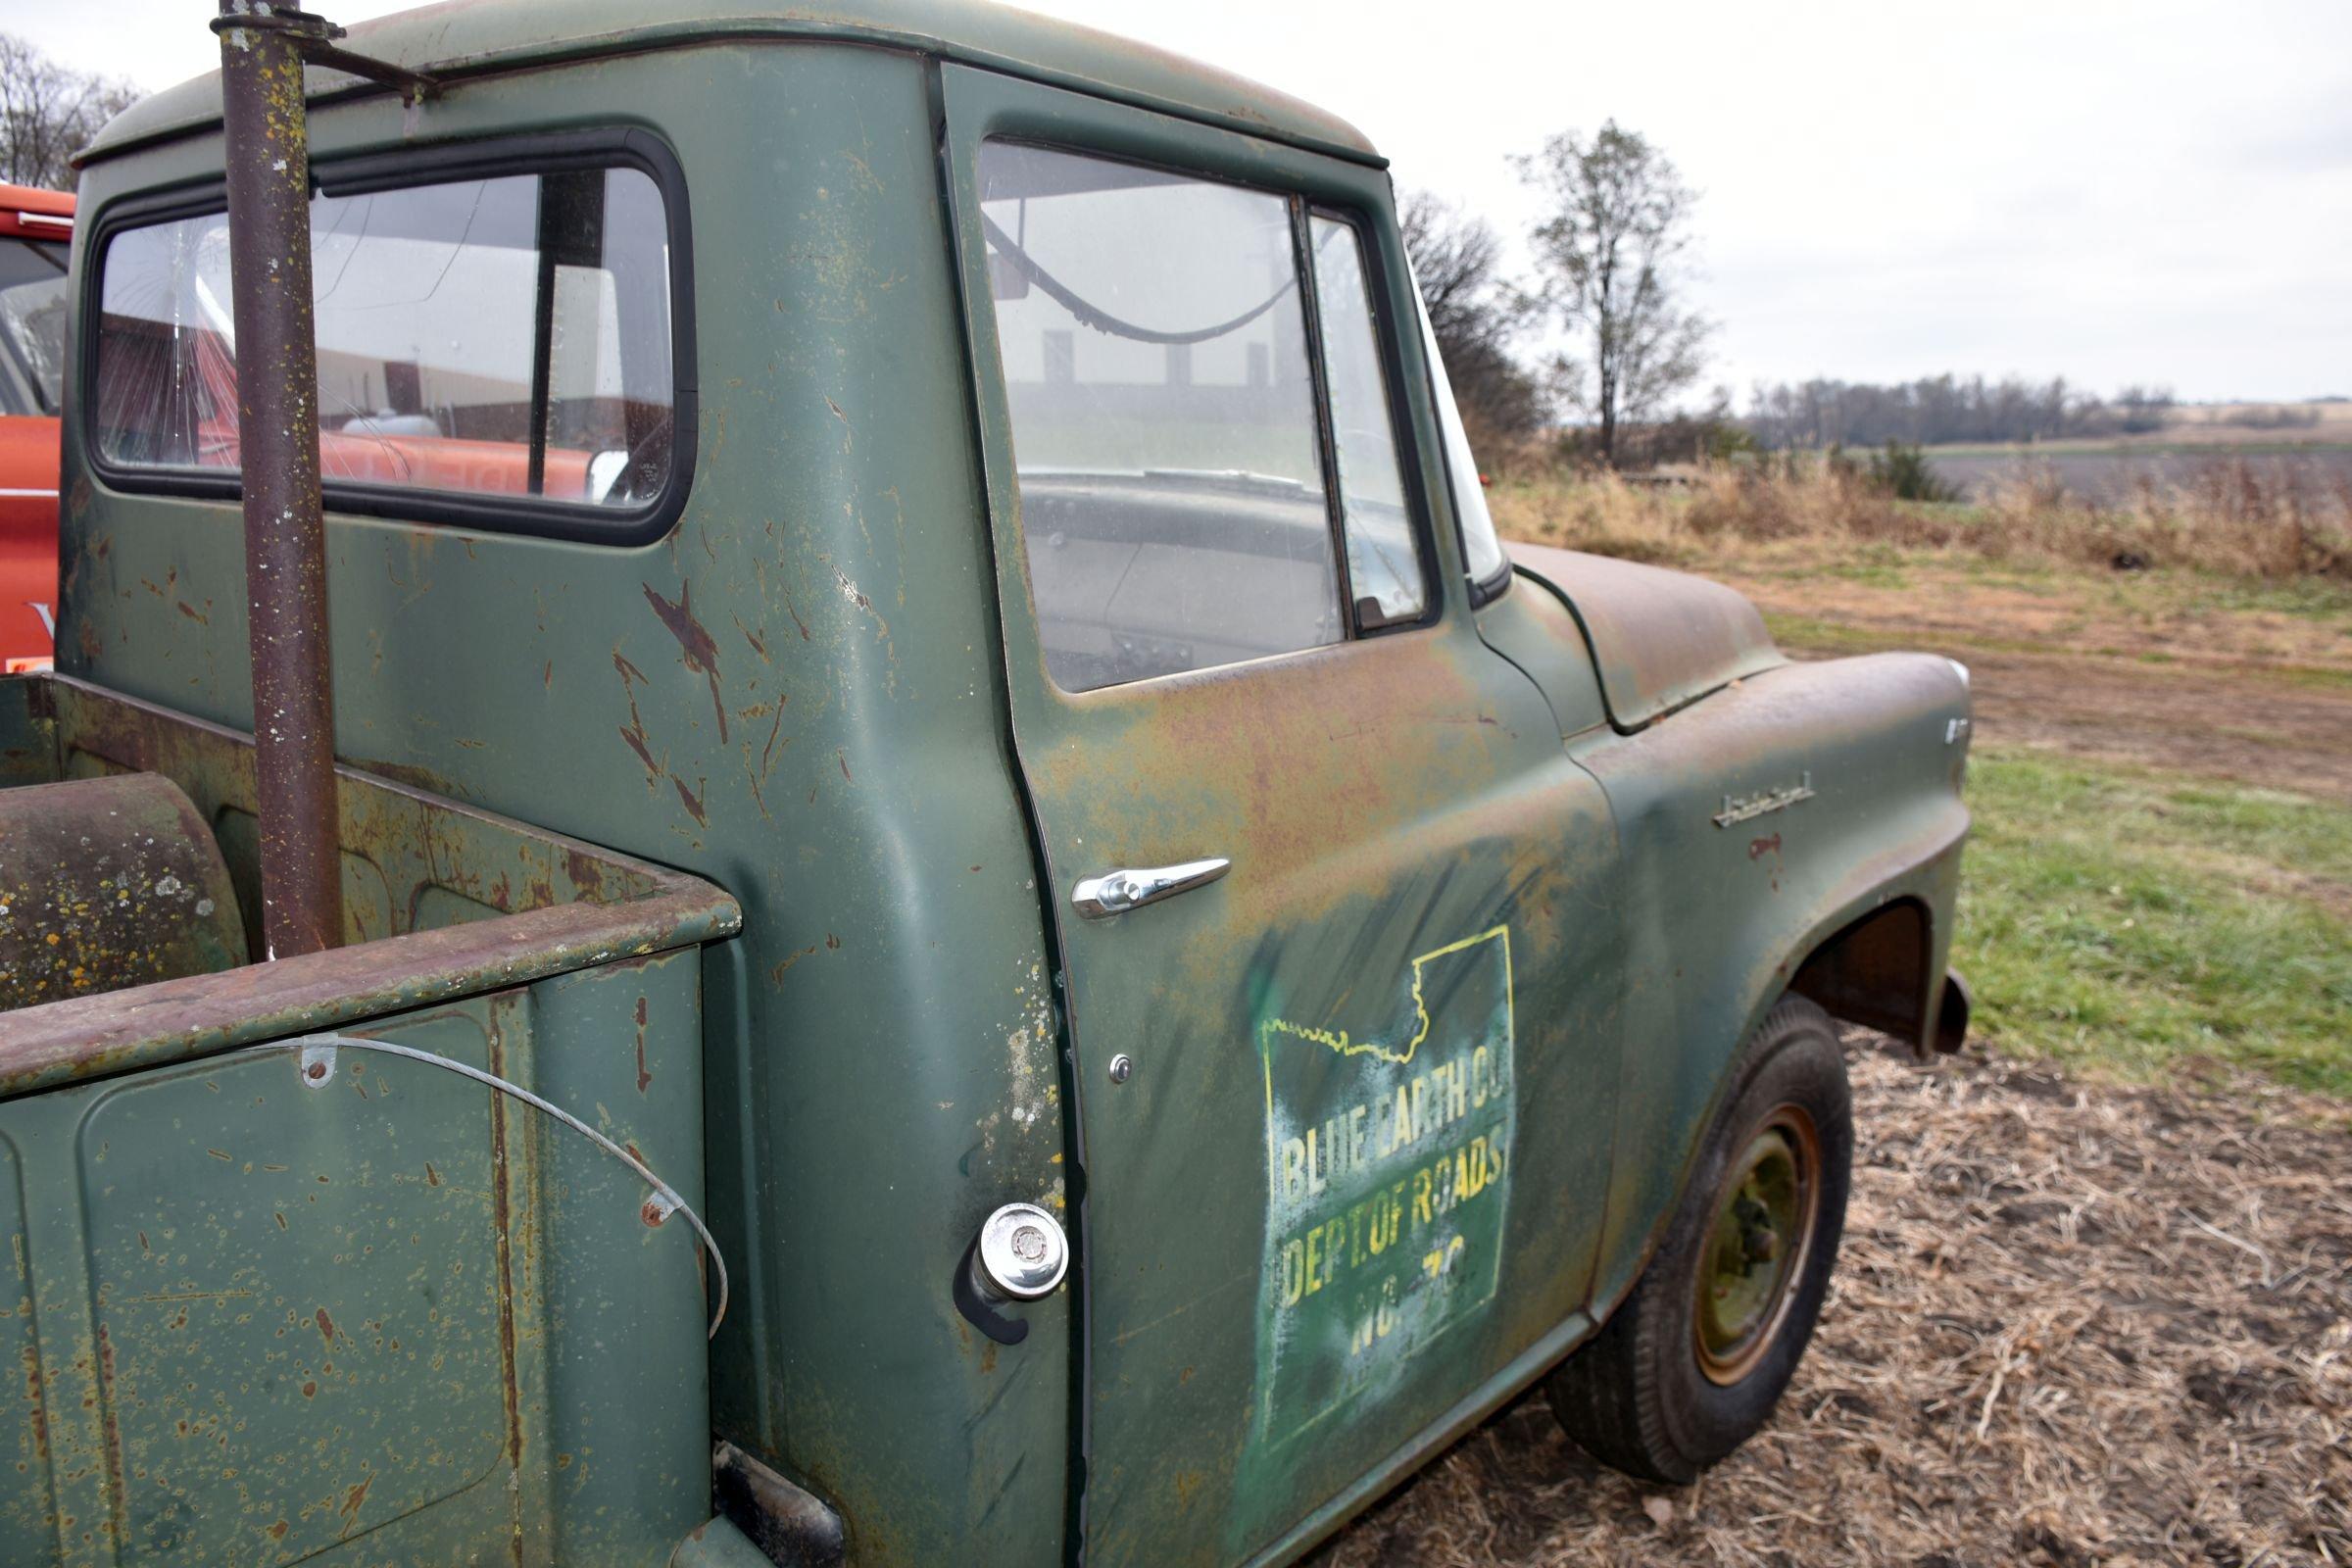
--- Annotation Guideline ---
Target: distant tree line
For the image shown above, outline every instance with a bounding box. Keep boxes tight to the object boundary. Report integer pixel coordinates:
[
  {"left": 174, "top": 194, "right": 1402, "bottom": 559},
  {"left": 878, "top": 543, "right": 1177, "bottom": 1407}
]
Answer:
[{"left": 1740, "top": 375, "right": 2186, "bottom": 450}]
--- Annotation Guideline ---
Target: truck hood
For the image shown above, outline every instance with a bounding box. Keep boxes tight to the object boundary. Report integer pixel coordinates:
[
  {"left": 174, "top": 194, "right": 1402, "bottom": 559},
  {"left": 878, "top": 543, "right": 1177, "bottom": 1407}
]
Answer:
[{"left": 1507, "top": 542, "right": 1786, "bottom": 732}]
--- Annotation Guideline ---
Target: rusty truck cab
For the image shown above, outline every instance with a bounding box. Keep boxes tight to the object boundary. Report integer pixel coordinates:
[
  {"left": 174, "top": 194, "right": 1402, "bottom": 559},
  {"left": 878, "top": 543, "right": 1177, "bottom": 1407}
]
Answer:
[{"left": 0, "top": 4, "right": 1973, "bottom": 1565}]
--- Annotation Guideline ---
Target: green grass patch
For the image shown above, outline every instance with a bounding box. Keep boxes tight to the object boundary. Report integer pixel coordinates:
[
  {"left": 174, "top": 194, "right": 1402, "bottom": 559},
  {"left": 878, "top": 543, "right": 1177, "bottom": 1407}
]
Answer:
[
  {"left": 1760, "top": 614, "right": 1891, "bottom": 657},
  {"left": 2087, "top": 567, "right": 2352, "bottom": 625},
  {"left": 1955, "top": 749, "right": 2352, "bottom": 1094},
  {"left": 1788, "top": 560, "right": 1911, "bottom": 589},
  {"left": 1759, "top": 612, "right": 2060, "bottom": 662},
  {"left": 2257, "top": 663, "right": 2352, "bottom": 695}
]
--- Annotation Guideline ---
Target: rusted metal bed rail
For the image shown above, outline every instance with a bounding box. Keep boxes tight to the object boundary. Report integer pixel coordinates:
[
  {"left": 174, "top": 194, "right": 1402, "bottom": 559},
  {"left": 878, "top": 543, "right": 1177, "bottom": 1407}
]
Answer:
[{"left": 0, "top": 672, "right": 741, "bottom": 1095}]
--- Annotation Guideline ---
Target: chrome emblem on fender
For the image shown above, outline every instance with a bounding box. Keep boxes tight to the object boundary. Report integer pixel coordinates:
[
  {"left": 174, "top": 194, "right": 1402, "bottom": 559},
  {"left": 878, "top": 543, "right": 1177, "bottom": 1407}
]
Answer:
[{"left": 1713, "top": 772, "right": 1815, "bottom": 828}]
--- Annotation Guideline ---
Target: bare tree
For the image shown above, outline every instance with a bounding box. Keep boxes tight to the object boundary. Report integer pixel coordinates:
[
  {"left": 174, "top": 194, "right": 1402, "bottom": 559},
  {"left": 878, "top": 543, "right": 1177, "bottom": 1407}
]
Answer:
[
  {"left": 1517, "top": 122, "right": 1711, "bottom": 466},
  {"left": 1397, "top": 192, "right": 1544, "bottom": 452},
  {"left": 0, "top": 33, "right": 140, "bottom": 191}
]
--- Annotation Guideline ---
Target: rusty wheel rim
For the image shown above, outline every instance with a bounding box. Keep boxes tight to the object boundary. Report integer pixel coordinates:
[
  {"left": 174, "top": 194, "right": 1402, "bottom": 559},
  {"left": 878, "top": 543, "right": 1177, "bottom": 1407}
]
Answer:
[{"left": 1693, "top": 1104, "right": 1821, "bottom": 1387}]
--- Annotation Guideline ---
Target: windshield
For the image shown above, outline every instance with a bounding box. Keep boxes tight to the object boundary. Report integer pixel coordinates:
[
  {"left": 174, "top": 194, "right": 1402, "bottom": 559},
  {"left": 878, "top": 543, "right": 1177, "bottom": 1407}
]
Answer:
[
  {"left": 0, "top": 237, "right": 69, "bottom": 417},
  {"left": 1409, "top": 269, "right": 1509, "bottom": 591}
]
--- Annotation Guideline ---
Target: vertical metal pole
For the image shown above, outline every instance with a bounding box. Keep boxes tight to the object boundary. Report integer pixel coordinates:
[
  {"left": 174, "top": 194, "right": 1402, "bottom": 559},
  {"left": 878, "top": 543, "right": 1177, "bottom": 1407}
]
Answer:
[{"left": 215, "top": 1, "right": 343, "bottom": 956}]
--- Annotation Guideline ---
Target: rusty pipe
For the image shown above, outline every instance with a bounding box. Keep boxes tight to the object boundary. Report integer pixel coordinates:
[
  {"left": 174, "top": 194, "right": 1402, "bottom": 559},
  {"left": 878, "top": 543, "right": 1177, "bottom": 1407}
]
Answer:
[{"left": 213, "top": 0, "right": 343, "bottom": 956}]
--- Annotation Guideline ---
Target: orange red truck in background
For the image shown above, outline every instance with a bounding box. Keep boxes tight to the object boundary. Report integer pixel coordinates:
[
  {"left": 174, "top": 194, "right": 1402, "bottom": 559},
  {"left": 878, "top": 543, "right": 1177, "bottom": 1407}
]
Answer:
[{"left": 0, "top": 182, "right": 71, "bottom": 671}]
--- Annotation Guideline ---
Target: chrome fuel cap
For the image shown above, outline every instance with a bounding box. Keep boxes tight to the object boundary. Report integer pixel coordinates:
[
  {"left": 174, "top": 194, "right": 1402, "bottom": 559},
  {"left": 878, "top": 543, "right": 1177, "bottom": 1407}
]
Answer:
[{"left": 976, "top": 1202, "right": 1068, "bottom": 1299}]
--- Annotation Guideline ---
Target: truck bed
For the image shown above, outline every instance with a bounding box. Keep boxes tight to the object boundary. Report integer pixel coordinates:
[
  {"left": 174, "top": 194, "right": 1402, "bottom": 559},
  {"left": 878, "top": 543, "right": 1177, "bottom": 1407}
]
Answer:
[{"left": 0, "top": 672, "right": 742, "bottom": 1566}]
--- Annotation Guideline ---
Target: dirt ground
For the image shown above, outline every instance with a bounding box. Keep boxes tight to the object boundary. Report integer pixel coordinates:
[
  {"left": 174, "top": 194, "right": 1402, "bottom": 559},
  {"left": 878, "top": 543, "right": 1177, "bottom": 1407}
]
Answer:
[
  {"left": 1721, "top": 562, "right": 2352, "bottom": 801},
  {"left": 1316, "top": 1038, "right": 2352, "bottom": 1568},
  {"left": 1315, "top": 558, "right": 2352, "bottom": 1566}
]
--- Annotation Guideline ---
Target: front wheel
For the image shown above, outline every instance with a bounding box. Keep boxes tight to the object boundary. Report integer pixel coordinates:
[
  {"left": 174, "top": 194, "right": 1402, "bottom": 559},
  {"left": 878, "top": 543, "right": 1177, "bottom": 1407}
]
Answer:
[{"left": 1545, "top": 996, "right": 1852, "bottom": 1484}]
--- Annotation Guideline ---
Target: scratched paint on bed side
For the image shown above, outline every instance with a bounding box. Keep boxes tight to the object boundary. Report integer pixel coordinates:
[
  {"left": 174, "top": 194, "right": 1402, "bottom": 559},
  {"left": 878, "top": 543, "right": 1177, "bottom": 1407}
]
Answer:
[{"left": 1250, "top": 925, "right": 1515, "bottom": 1447}]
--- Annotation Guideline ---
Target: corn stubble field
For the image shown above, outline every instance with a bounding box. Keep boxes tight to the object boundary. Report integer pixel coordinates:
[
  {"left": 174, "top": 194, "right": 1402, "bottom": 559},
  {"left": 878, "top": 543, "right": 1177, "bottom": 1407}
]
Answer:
[{"left": 1319, "top": 461, "right": 2352, "bottom": 1567}]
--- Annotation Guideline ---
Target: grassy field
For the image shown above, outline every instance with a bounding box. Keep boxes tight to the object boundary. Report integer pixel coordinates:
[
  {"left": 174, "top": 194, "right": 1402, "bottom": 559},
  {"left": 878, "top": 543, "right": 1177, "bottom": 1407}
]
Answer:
[
  {"left": 1493, "top": 462, "right": 2352, "bottom": 578},
  {"left": 1959, "top": 750, "right": 2352, "bottom": 1094},
  {"left": 1489, "top": 470, "right": 2352, "bottom": 1096}
]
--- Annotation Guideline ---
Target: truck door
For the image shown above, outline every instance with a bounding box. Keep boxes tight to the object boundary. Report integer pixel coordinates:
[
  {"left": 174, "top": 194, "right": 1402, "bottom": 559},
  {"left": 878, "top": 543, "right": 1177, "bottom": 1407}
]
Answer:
[{"left": 943, "top": 69, "right": 1625, "bottom": 1565}]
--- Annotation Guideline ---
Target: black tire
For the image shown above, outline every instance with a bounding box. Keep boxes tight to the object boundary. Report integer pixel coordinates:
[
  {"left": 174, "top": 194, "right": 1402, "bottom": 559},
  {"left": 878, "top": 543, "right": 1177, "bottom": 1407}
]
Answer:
[{"left": 1545, "top": 995, "right": 1851, "bottom": 1484}]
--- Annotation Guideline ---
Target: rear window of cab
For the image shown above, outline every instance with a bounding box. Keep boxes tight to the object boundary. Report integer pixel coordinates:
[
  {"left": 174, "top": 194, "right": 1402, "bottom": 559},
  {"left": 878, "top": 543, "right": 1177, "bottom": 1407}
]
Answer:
[{"left": 87, "top": 133, "right": 693, "bottom": 544}]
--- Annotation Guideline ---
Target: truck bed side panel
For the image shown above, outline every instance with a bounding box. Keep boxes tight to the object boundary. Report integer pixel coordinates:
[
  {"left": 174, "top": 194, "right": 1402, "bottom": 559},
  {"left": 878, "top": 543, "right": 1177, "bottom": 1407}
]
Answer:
[{"left": 0, "top": 953, "right": 710, "bottom": 1565}]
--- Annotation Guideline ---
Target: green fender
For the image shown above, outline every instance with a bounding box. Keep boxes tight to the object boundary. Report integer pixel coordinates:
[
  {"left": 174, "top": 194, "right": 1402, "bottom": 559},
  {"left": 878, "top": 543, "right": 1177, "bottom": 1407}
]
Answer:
[{"left": 1571, "top": 651, "right": 1971, "bottom": 1317}]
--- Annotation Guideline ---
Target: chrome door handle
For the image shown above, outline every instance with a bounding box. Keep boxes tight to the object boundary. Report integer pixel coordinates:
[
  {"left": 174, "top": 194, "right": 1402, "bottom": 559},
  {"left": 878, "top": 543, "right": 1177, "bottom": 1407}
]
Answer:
[{"left": 1071, "top": 857, "right": 1231, "bottom": 919}]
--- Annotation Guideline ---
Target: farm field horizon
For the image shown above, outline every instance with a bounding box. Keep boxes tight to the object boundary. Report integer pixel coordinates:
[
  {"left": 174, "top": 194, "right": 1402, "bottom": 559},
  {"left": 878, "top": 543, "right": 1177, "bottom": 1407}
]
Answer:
[{"left": 1923, "top": 443, "right": 2352, "bottom": 505}]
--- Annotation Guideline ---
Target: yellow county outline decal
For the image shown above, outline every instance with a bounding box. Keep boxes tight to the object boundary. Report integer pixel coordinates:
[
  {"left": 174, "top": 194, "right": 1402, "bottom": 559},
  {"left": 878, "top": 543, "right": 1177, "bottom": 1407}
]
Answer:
[{"left": 1257, "top": 924, "right": 1514, "bottom": 1069}]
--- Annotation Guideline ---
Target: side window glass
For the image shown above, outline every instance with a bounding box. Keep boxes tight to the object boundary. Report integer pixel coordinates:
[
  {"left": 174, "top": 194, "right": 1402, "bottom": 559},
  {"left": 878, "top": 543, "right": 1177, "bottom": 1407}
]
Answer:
[
  {"left": 1308, "top": 217, "right": 1426, "bottom": 625},
  {"left": 94, "top": 165, "right": 675, "bottom": 514},
  {"left": 980, "top": 141, "right": 1341, "bottom": 693},
  {"left": 1410, "top": 270, "right": 1509, "bottom": 591},
  {"left": 0, "top": 236, "right": 69, "bottom": 417}
]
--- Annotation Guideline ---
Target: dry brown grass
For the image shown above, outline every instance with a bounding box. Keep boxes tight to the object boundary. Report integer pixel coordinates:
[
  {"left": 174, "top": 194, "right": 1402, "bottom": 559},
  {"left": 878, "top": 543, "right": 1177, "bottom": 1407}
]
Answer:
[
  {"left": 1315, "top": 1034, "right": 2352, "bottom": 1568},
  {"left": 1489, "top": 461, "right": 2352, "bottom": 580}
]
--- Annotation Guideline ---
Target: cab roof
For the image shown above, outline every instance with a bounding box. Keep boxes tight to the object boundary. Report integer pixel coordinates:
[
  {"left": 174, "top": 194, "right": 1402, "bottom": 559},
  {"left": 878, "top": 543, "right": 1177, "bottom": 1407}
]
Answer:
[{"left": 84, "top": 0, "right": 1382, "bottom": 170}]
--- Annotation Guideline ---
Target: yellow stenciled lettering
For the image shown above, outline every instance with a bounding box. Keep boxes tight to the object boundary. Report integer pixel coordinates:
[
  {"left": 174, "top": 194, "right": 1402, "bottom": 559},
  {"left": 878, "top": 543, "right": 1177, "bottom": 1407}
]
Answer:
[{"left": 1255, "top": 926, "right": 1518, "bottom": 1416}]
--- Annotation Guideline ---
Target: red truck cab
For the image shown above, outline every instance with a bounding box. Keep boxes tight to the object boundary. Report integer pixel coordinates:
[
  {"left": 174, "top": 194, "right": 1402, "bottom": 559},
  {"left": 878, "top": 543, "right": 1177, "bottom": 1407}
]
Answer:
[{"left": 0, "top": 182, "right": 72, "bottom": 670}]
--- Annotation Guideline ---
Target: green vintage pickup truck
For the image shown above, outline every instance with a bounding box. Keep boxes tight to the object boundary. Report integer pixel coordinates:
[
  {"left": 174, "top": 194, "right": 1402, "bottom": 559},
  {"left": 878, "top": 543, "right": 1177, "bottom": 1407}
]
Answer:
[{"left": 0, "top": 2, "right": 1971, "bottom": 1563}]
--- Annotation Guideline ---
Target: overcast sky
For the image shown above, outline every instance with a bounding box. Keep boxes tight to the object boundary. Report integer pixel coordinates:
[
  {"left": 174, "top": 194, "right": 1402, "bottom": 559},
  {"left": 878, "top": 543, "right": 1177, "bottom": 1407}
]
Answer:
[{"left": 16, "top": 0, "right": 2351, "bottom": 404}]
